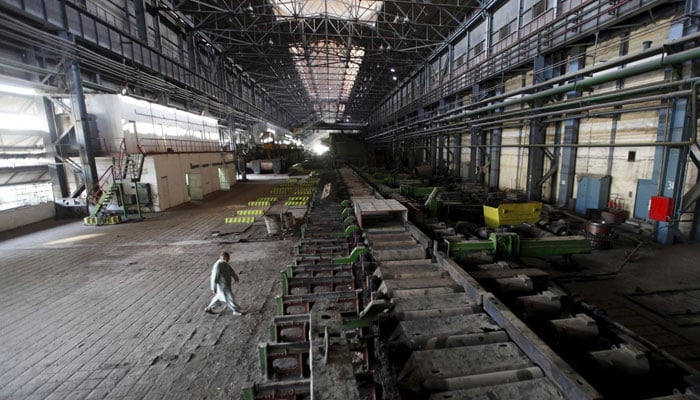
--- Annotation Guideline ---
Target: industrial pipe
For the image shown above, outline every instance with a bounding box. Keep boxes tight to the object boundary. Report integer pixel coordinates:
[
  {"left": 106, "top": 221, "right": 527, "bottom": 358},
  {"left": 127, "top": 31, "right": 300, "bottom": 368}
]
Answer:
[
  {"left": 469, "top": 88, "right": 692, "bottom": 128},
  {"left": 371, "top": 29, "right": 700, "bottom": 134},
  {"left": 368, "top": 39, "right": 700, "bottom": 142},
  {"left": 372, "top": 79, "right": 696, "bottom": 143}
]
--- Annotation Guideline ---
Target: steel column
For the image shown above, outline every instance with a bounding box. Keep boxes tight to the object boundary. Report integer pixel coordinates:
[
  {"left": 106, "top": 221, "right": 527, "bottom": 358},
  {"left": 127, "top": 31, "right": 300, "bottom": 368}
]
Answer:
[
  {"left": 488, "top": 88, "right": 503, "bottom": 190},
  {"left": 66, "top": 62, "right": 99, "bottom": 199},
  {"left": 656, "top": 98, "right": 690, "bottom": 243},
  {"left": 438, "top": 133, "right": 446, "bottom": 174},
  {"left": 558, "top": 46, "right": 586, "bottom": 208},
  {"left": 526, "top": 116, "right": 546, "bottom": 201},
  {"left": 431, "top": 134, "right": 438, "bottom": 172},
  {"left": 453, "top": 132, "right": 462, "bottom": 179}
]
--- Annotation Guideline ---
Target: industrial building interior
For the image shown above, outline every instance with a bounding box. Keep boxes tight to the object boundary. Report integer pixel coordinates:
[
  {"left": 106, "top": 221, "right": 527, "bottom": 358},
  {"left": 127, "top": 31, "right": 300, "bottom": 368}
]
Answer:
[{"left": 1, "top": 0, "right": 700, "bottom": 398}]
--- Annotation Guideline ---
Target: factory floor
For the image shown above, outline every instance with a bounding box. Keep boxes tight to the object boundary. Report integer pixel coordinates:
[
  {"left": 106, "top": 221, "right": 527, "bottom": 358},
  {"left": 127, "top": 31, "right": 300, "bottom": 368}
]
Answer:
[
  {"left": 0, "top": 177, "right": 298, "bottom": 400},
  {"left": 1, "top": 178, "right": 700, "bottom": 399}
]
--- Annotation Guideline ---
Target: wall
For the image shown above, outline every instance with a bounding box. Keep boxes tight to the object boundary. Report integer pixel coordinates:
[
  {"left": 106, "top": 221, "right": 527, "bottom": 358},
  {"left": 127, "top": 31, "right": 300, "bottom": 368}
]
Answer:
[
  {"left": 86, "top": 94, "right": 220, "bottom": 154},
  {"left": 573, "top": 17, "right": 672, "bottom": 214},
  {"left": 0, "top": 202, "right": 55, "bottom": 232},
  {"left": 498, "top": 73, "right": 530, "bottom": 191},
  {"left": 145, "top": 153, "right": 236, "bottom": 211},
  {"left": 487, "top": 16, "right": 691, "bottom": 216}
]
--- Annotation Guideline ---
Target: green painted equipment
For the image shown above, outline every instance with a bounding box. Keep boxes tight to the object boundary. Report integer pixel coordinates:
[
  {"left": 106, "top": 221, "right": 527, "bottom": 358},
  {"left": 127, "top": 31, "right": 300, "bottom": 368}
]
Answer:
[
  {"left": 333, "top": 246, "right": 368, "bottom": 264},
  {"left": 447, "top": 232, "right": 591, "bottom": 258}
]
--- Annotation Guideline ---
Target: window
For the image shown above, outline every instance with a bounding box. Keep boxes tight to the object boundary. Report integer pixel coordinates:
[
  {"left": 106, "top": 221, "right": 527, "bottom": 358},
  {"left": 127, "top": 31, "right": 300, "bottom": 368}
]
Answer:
[
  {"left": 499, "top": 24, "right": 511, "bottom": 40},
  {"left": 472, "top": 41, "right": 484, "bottom": 56},
  {"left": 627, "top": 151, "right": 636, "bottom": 162},
  {"left": 533, "top": 0, "right": 547, "bottom": 17}
]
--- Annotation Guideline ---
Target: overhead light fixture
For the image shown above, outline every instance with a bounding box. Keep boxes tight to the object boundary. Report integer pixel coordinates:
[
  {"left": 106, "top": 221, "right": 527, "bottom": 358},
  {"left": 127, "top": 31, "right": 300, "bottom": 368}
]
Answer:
[
  {"left": 268, "top": 38, "right": 274, "bottom": 45},
  {"left": 0, "top": 83, "right": 36, "bottom": 96},
  {"left": 392, "top": 76, "right": 397, "bottom": 81},
  {"left": 246, "top": 4, "right": 254, "bottom": 13},
  {"left": 390, "top": 68, "right": 396, "bottom": 73}
]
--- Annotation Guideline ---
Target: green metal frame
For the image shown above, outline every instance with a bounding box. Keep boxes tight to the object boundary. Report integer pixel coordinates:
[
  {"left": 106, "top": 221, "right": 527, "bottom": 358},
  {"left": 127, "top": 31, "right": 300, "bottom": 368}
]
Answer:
[
  {"left": 332, "top": 224, "right": 360, "bottom": 238},
  {"left": 447, "top": 233, "right": 591, "bottom": 258},
  {"left": 275, "top": 295, "right": 284, "bottom": 315},
  {"left": 333, "top": 246, "right": 367, "bottom": 264},
  {"left": 257, "top": 343, "right": 268, "bottom": 380},
  {"left": 281, "top": 271, "right": 290, "bottom": 295}
]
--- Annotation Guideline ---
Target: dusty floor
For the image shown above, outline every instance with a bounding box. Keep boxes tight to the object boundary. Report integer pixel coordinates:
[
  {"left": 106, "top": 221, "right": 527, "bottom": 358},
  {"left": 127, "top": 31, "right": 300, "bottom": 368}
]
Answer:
[
  {"left": 0, "top": 179, "right": 297, "bottom": 399},
  {"left": 2, "top": 176, "right": 700, "bottom": 399},
  {"left": 532, "top": 227, "right": 700, "bottom": 371}
]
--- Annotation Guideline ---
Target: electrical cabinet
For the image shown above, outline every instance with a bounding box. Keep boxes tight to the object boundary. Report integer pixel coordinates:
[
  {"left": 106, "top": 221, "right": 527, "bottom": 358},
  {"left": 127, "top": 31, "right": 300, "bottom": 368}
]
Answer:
[{"left": 575, "top": 175, "right": 611, "bottom": 216}]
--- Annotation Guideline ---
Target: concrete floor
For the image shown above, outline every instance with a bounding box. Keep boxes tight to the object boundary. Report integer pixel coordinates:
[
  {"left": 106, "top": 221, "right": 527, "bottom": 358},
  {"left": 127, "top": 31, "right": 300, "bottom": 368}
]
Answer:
[
  {"left": 536, "top": 229, "right": 700, "bottom": 371},
  {"left": 2, "top": 177, "right": 700, "bottom": 399},
  {"left": 0, "top": 179, "right": 296, "bottom": 400}
]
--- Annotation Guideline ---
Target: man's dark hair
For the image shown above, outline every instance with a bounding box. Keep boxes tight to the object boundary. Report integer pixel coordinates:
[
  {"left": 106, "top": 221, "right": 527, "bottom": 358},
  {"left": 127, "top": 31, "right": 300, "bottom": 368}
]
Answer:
[{"left": 221, "top": 251, "right": 230, "bottom": 258}]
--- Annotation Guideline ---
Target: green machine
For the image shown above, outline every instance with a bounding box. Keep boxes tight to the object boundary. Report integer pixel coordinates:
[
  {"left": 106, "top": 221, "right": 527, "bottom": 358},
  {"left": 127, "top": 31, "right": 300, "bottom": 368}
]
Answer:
[{"left": 446, "top": 232, "right": 591, "bottom": 258}]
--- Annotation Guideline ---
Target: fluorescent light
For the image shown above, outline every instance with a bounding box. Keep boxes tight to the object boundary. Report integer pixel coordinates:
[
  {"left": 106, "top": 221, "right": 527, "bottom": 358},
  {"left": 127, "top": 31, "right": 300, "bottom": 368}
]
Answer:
[{"left": 0, "top": 83, "right": 36, "bottom": 96}]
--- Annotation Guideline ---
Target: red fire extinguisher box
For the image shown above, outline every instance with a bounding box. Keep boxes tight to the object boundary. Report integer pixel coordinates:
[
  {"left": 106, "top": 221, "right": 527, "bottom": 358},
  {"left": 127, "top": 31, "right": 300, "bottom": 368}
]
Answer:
[{"left": 649, "top": 196, "right": 674, "bottom": 222}]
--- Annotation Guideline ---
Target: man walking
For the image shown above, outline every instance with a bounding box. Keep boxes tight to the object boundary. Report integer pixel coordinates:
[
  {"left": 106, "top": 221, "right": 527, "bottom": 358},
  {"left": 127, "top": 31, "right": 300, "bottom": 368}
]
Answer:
[{"left": 205, "top": 251, "right": 244, "bottom": 316}]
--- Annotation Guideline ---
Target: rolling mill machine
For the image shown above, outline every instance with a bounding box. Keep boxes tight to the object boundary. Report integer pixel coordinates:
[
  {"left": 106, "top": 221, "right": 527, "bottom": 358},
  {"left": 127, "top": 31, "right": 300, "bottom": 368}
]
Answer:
[{"left": 243, "top": 166, "right": 700, "bottom": 400}]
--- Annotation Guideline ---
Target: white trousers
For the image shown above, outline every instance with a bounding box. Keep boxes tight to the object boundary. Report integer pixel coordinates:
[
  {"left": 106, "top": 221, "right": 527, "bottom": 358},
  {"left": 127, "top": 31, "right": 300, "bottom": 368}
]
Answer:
[{"left": 207, "top": 283, "right": 241, "bottom": 313}]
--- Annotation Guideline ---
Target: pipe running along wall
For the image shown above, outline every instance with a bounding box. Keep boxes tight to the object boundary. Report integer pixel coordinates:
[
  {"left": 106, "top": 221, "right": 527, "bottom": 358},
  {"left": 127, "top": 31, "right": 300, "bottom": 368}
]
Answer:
[{"left": 367, "top": 34, "right": 700, "bottom": 145}]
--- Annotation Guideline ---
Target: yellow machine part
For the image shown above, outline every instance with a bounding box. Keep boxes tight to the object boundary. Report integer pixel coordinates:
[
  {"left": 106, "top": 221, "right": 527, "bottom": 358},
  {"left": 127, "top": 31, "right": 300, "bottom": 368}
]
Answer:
[{"left": 483, "top": 202, "right": 542, "bottom": 228}]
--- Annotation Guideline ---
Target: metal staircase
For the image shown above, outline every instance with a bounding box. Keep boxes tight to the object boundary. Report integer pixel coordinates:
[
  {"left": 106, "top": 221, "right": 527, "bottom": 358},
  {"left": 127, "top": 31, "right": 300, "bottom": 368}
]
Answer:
[{"left": 84, "top": 142, "right": 145, "bottom": 226}]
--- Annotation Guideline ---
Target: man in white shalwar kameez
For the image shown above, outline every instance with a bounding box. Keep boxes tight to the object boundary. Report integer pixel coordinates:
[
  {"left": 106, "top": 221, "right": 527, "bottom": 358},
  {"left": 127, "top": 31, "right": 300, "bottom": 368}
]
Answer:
[{"left": 204, "top": 251, "right": 244, "bottom": 316}]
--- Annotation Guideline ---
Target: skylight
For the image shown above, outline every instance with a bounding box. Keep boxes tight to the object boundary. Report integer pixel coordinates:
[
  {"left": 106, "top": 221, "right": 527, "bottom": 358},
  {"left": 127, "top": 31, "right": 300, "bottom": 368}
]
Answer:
[
  {"left": 290, "top": 41, "right": 364, "bottom": 123},
  {"left": 270, "top": 0, "right": 383, "bottom": 26},
  {"left": 270, "top": 0, "right": 378, "bottom": 123}
]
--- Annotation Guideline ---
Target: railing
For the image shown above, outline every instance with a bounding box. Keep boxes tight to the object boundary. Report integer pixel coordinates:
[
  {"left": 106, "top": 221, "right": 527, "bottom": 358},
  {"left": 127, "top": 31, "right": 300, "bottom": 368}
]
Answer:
[
  {"left": 137, "top": 138, "right": 222, "bottom": 154},
  {"left": 93, "top": 164, "right": 115, "bottom": 204},
  {"left": 370, "top": 0, "right": 658, "bottom": 130}
]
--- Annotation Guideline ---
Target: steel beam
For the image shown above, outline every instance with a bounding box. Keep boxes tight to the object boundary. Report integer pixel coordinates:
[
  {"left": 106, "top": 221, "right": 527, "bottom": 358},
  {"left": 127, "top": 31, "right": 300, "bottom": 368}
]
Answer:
[{"left": 39, "top": 97, "right": 70, "bottom": 199}]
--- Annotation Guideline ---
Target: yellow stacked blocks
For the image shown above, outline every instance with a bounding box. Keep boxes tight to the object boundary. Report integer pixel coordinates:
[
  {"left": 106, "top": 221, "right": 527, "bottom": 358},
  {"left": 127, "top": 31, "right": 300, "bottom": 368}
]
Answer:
[
  {"left": 237, "top": 209, "right": 264, "bottom": 216},
  {"left": 225, "top": 216, "right": 256, "bottom": 224}
]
